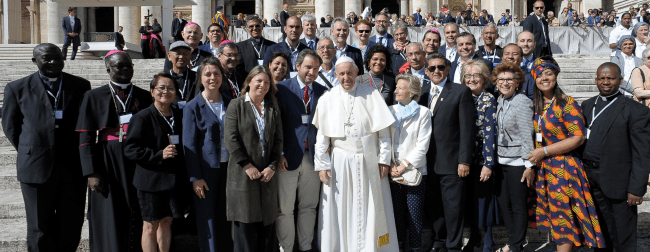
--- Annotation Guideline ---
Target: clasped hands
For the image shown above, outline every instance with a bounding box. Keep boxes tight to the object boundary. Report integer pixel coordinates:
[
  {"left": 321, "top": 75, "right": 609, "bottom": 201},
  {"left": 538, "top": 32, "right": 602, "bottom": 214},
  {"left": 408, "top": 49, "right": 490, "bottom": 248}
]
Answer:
[{"left": 244, "top": 163, "right": 275, "bottom": 183}]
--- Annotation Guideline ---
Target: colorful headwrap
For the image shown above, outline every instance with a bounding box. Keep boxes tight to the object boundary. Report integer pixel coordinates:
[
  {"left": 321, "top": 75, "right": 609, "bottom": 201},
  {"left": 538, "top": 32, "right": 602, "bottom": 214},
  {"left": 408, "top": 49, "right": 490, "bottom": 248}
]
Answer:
[
  {"left": 530, "top": 56, "right": 561, "bottom": 80},
  {"left": 105, "top": 50, "right": 126, "bottom": 57},
  {"left": 219, "top": 40, "right": 234, "bottom": 46},
  {"left": 184, "top": 22, "right": 200, "bottom": 28}
]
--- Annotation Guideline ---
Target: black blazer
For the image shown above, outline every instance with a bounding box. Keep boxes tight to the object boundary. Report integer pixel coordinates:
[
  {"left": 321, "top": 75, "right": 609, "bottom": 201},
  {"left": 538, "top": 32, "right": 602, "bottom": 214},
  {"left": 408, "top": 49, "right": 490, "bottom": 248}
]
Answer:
[
  {"left": 220, "top": 70, "right": 245, "bottom": 99},
  {"left": 581, "top": 96, "right": 650, "bottom": 199},
  {"left": 263, "top": 41, "right": 309, "bottom": 74},
  {"left": 344, "top": 46, "right": 365, "bottom": 75},
  {"left": 114, "top": 32, "right": 125, "bottom": 49},
  {"left": 280, "top": 10, "right": 290, "bottom": 27},
  {"left": 2, "top": 72, "right": 91, "bottom": 184},
  {"left": 523, "top": 15, "right": 552, "bottom": 57},
  {"left": 271, "top": 19, "right": 281, "bottom": 27},
  {"left": 124, "top": 105, "right": 186, "bottom": 192},
  {"left": 419, "top": 79, "right": 476, "bottom": 174},
  {"left": 237, "top": 38, "right": 277, "bottom": 75},
  {"left": 62, "top": 16, "right": 82, "bottom": 46},
  {"left": 390, "top": 48, "right": 407, "bottom": 74},
  {"left": 171, "top": 18, "right": 188, "bottom": 40}
]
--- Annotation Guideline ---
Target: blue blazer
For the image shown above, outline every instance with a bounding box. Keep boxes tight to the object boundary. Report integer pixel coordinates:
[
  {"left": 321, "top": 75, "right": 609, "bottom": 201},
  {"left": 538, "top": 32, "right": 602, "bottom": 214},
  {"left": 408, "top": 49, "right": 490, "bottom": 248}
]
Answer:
[
  {"left": 62, "top": 16, "right": 81, "bottom": 45},
  {"left": 300, "top": 37, "right": 319, "bottom": 50},
  {"left": 479, "top": 15, "right": 494, "bottom": 26},
  {"left": 443, "top": 14, "right": 455, "bottom": 24},
  {"left": 438, "top": 44, "right": 450, "bottom": 55},
  {"left": 263, "top": 41, "right": 309, "bottom": 74},
  {"left": 588, "top": 16, "right": 601, "bottom": 27},
  {"left": 197, "top": 43, "right": 216, "bottom": 56},
  {"left": 275, "top": 77, "right": 327, "bottom": 170},
  {"left": 414, "top": 13, "right": 423, "bottom": 26},
  {"left": 182, "top": 92, "right": 232, "bottom": 181},
  {"left": 368, "top": 34, "right": 395, "bottom": 50}
]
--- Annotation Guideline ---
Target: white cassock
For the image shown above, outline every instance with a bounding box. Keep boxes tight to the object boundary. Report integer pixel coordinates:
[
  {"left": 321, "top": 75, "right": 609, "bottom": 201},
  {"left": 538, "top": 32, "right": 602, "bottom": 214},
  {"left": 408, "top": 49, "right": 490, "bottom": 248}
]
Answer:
[{"left": 312, "top": 82, "right": 399, "bottom": 252}]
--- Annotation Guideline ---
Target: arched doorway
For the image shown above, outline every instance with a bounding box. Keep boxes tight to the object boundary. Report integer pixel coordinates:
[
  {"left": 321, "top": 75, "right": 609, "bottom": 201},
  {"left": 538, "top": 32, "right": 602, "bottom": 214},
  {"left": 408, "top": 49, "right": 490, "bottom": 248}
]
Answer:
[{"left": 371, "top": 0, "right": 400, "bottom": 17}]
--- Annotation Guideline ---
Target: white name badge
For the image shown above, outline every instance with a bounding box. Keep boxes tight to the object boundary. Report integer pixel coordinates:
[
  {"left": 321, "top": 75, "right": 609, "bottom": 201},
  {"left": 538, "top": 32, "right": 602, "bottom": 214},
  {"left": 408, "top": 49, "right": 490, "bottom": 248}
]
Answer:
[
  {"left": 191, "top": 66, "right": 199, "bottom": 72},
  {"left": 169, "top": 135, "right": 180, "bottom": 145},
  {"left": 119, "top": 113, "right": 133, "bottom": 125},
  {"left": 302, "top": 114, "right": 309, "bottom": 124},
  {"left": 586, "top": 129, "right": 591, "bottom": 139},
  {"left": 290, "top": 72, "right": 298, "bottom": 78},
  {"left": 54, "top": 110, "right": 63, "bottom": 119},
  {"left": 258, "top": 60, "right": 264, "bottom": 66},
  {"left": 536, "top": 133, "right": 543, "bottom": 143},
  {"left": 178, "top": 101, "right": 187, "bottom": 109}
]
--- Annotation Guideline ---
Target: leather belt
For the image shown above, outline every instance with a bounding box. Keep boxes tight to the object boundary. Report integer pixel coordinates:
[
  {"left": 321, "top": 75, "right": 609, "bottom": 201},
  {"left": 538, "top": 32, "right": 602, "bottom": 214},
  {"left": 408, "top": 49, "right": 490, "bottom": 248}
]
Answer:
[{"left": 583, "top": 160, "right": 600, "bottom": 169}]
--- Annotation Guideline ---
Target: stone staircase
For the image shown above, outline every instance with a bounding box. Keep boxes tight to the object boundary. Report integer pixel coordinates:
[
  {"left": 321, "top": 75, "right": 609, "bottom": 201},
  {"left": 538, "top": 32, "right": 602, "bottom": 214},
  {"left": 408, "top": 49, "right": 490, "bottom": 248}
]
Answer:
[
  {"left": 2, "top": 54, "right": 650, "bottom": 252},
  {"left": 0, "top": 44, "right": 101, "bottom": 61}
]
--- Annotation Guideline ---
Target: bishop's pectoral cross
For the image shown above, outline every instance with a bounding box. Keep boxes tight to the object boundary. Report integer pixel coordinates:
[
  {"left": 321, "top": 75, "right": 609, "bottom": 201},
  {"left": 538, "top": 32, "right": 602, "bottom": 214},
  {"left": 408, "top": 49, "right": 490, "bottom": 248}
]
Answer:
[
  {"left": 344, "top": 120, "right": 354, "bottom": 127},
  {"left": 144, "top": 10, "right": 152, "bottom": 21}
]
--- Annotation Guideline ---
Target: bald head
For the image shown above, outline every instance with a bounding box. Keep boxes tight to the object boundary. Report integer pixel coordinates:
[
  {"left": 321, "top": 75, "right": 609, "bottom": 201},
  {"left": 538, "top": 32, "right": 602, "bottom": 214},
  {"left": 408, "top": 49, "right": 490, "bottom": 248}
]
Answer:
[
  {"left": 33, "top": 43, "right": 61, "bottom": 58},
  {"left": 105, "top": 52, "right": 134, "bottom": 84},
  {"left": 32, "top": 43, "right": 64, "bottom": 78},
  {"left": 597, "top": 62, "right": 621, "bottom": 78},
  {"left": 182, "top": 23, "right": 203, "bottom": 49}
]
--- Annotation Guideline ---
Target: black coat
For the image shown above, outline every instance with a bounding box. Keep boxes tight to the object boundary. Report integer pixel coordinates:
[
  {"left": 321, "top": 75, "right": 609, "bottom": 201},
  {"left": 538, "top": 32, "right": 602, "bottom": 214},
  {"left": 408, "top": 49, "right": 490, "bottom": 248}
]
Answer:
[
  {"left": 236, "top": 38, "right": 277, "bottom": 75},
  {"left": 280, "top": 10, "right": 290, "bottom": 27},
  {"left": 114, "top": 32, "right": 125, "bottom": 50},
  {"left": 581, "top": 96, "right": 650, "bottom": 199},
  {"left": 220, "top": 70, "right": 246, "bottom": 99},
  {"left": 171, "top": 18, "right": 188, "bottom": 40},
  {"left": 523, "top": 15, "right": 552, "bottom": 57},
  {"left": 125, "top": 105, "right": 186, "bottom": 192},
  {"left": 271, "top": 19, "right": 281, "bottom": 27},
  {"left": 419, "top": 79, "right": 476, "bottom": 174},
  {"left": 2, "top": 72, "right": 91, "bottom": 184},
  {"left": 62, "top": 16, "right": 82, "bottom": 46}
]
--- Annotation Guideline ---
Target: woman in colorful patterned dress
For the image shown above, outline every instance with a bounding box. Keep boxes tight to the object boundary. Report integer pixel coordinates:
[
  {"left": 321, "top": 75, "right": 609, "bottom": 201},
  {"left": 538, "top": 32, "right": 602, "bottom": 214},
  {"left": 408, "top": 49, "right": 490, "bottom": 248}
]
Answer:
[
  {"left": 460, "top": 60, "right": 499, "bottom": 252},
  {"left": 528, "top": 56, "right": 605, "bottom": 251}
]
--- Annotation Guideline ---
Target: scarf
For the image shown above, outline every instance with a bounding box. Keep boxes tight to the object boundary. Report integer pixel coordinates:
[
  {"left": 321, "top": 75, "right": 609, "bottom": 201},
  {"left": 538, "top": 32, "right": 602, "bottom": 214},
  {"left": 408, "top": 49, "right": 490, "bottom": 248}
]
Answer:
[
  {"left": 393, "top": 40, "right": 411, "bottom": 53},
  {"left": 531, "top": 56, "right": 561, "bottom": 80},
  {"left": 392, "top": 100, "right": 419, "bottom": 128}
]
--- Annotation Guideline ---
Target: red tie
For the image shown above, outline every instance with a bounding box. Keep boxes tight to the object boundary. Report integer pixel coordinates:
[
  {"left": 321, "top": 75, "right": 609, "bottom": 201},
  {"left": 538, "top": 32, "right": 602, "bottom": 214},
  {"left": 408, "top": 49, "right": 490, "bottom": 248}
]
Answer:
[{"left": 303, "top": 86, "right": 310, "bottom": 149}]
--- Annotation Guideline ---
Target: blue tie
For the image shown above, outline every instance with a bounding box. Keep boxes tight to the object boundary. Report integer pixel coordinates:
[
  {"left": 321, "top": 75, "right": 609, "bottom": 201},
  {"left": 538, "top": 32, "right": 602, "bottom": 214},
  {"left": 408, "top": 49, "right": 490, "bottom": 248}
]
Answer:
[{"left": 308, "top": 40, "right": 314, "bottom": 50}]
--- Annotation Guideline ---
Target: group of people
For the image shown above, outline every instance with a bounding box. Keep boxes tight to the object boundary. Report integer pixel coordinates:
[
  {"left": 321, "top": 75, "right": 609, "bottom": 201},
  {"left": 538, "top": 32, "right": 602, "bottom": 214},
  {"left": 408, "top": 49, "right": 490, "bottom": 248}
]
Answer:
[{"left": 8, "top": 1, "right": 650, "bottom": 252}]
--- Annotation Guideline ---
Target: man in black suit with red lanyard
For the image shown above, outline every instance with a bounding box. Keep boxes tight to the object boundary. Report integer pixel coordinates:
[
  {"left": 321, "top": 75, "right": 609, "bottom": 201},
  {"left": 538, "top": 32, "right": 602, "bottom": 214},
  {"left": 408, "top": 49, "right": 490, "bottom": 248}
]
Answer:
[
  {"left": 2, "top": 43, "right": 91, "bottom": 252},
  {"left": 581, "top": 62, "right": 650, "bottom": 252},
  {"left": 523, "top": 0, "right": 552, "bottom": 57}
]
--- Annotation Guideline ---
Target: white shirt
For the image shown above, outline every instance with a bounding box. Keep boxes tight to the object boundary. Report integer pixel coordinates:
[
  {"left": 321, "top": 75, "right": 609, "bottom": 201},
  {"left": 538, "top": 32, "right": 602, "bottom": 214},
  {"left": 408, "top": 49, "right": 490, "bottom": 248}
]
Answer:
[
  {"left": 317, "top": 65, "right": 339, "bottom": 89},
  {"left": 431, "top": 77, "right": 447, "bottom": 95},
  {"left": 69, "top": 15, "right": 75, "bottom": 28},
  {"left": 285, "top": 39, "right": 301, "bottom": 71},
  {"left": 335, "top": 44, "right": 349, "bottom": 59},
  {"left": 445, "top": 45, "right": 457, "bottom": 61},
  {"left": 636, "top": 38, "right": 647, "bottom": 58},
  {"left": 454, "top": 60, "right": 464, "bottom": 83},
  {"left": 623, "top": 53, "right": 637, "bottom": 84},
  {"left": 208, "top": 42, "right": 218, "bottom": 57},
  {"left": 410, "top": 66, "right": 426, "bottom": 85},
  {"left": 609, "top": 25, "right": 633, "bottom": 47}
]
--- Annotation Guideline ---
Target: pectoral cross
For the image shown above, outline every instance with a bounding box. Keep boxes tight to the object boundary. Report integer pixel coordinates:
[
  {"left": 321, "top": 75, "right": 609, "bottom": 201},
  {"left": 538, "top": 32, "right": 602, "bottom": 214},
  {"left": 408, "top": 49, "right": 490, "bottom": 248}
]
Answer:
[
  {"left": 144, "top": 10, "right": 152, "bottom": 20},
  {"left": 344, "top": 119, "right": 354, "bottom": 127}
]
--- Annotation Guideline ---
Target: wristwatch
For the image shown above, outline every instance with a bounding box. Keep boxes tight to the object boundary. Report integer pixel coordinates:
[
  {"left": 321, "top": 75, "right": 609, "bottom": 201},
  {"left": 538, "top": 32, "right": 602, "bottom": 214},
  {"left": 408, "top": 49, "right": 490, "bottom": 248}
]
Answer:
[{"left": 269, "top": 164, "right": 276, "bottom": 171}]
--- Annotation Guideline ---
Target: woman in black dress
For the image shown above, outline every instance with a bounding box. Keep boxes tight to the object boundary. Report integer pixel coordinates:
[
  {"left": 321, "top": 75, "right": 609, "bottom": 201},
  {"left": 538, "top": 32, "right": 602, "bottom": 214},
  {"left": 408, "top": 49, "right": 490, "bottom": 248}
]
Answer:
[{"left": 124, "top": 72, "right": 186, "bottom": 252}]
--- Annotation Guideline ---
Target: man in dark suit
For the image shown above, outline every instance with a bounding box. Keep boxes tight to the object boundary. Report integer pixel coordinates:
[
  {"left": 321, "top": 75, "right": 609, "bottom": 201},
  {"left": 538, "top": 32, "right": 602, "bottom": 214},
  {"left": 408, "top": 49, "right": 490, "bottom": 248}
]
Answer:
[
  {"left": 420, "top": 52, "right": 476, "bottom": 252},
  {"left": 581, "top": 63, "right": 650, "bottom": 252},
  {"left": 275, "top": 49, "right": 327, "bottom": 252},
  {"left": 114, "top": 26, "right": 125, "bottom": 50},
  {"left": 264, "top": 16, "right": 309, "bottom": 78},
  {"left": 523, "top": 0, "right": 552, "bottom": 57},
  {"left": 271, "top": 13, "right": 281, "bottom": 27},
  {"left": 448, "top": 33, "right": 493, "bottom": 83},
  {"left": 171, "top": 11, "right": 188, "bottom": 41},
  {"left": 2, "top": 43, "right": 90, "bottom": 252},
  {"left": 455, "top": 11, "right": 466, "bottom": 26},
  {"left": 236, "top": 16, "right": 276, "bottom": 76},
  {"left": 300, "top": 14, "right": 319, "bottom": 50},
  {"left": 199, "top": 23, "right": 226, "bottom": 56},
  {"left": 414, "top": 8, "right": 423, "bottom": 26},
  {"left": 329, "top": 17, "right": 364, "bottom": 74},
  {"left": 444, "top": 11, "right": 455, "bottom": 24},
  {"left": 280, "top": 4, "right": 290, "bottom": 39},
  {"left": 478, "top": 9, "right": 495, "bottom": 25},
  {"left": 438, "top": 23, "right": 459, "bottom": 62},
  {"left": 219, "top": 42, "right": 245, "bottom": 99},
  {"left": 61, "top": 7, "right": 81, "bottom": 60},
  {"left": 368, "top": 13, "right": 395, "bottom": 49}
]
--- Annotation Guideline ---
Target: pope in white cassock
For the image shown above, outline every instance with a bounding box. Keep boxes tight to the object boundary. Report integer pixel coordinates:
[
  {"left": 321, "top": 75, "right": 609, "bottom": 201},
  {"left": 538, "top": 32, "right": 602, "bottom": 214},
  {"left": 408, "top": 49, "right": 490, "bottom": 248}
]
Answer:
[{"left": 312, "top": 56, "right": 399, "bottom": 251}]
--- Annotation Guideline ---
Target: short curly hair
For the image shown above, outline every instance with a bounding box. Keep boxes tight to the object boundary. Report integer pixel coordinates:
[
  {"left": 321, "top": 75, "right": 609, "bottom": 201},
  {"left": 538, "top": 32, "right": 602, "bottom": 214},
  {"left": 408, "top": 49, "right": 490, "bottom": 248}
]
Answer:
[
  {"left": 491, "top": 62, "right": 526, "bottom": 93},
  {"left": 363, "top": 44, "right": 392, "bottom": 73}
]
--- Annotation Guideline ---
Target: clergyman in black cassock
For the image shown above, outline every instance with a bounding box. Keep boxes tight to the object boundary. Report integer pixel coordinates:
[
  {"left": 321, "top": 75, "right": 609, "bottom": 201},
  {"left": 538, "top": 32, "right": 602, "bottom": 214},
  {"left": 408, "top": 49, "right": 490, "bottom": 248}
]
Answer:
[
  {"left": 2, "top": 43, "right": 90, "bottom": 252},
  {"left": 76, "top": 51, "right": 152, "bottom": 252}
]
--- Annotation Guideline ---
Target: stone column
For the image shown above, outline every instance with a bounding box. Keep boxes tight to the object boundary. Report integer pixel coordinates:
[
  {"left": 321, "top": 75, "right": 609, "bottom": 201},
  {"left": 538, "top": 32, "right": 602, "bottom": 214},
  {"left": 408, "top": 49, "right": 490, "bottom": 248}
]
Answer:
[
  {"left": 226, "top": 3, "right": 233, "bottom": 17},
  {"left": 400, "top": 0, "right": 408, "bottom": 17},
  {"left": 192, "top": 0, "right": 211, "bottom": 42},
  {"left": 263, "top": 0, "right": 282, "bottom": 25},
  {"left": 76, "top": 7, "right": 86, "bottom": 41},
  {"left": 345, "top": 0, "right": 361, "bottom": 19},
  {"left": 46, "top": 0, "right": 63, "bottom": 44},
  {"left": 412, "top": 0, "right": 429, "bottom": 18},
  {"left": 162, "top": 0, "right": 173, "bottom": 49},
  {"left": 27, "top": 0, "right": 41, "bottom": 44},
  {"left": 315, "top": 0, "right": 334, "bottom": 25},
  {"left": 114, "top": 7, "right": 119, "bottom": 31},
  {"left": 255, "top": 0, "right": 263, "bottom": 19},
  {"left": 88, "top": 7, "right": 96, "bottom": 33},
  {"left": 141, "top": 6, "right": 162, "bottom": 21},
  {"left": 3, "top": 0, "right": 20, "bottom": 43},
  {"left": 119, "top": 6, "right": 141, "bottom": 46}
]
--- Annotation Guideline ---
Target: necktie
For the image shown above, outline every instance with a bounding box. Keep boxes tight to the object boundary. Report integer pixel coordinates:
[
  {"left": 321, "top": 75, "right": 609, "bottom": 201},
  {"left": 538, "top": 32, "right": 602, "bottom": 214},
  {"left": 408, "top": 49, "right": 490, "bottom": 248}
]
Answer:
[
  {"left": 379, "top": 37, "right": 384, "bottom": 46},
  {"left": 308, "top": 40, "right": 314, "bottom": 50},
  {"left": 429, "top": 86, "right": 440, "bottom": 112},
  {"left": 539, "top": 18, "right": 547, "bottom": 45},
  {"left": 303, "top": 85, "right": 310, "bottom": 148}
]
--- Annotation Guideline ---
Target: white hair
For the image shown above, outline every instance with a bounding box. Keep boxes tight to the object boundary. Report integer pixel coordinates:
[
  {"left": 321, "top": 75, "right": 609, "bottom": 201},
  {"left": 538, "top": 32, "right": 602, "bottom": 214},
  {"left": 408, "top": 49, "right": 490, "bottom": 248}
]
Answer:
[{"left": 335, "top": 56, "right": 358, "bottom": 69}]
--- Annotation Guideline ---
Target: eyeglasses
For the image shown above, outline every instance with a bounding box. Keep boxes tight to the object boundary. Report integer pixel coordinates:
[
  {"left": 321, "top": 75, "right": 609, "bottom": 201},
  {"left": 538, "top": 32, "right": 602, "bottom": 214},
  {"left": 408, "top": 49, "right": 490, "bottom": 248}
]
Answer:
[
  {"left": 496, "top": 78, "right": 515, "bottom": 83},
  {"left": 317, "top": 45, "right": 334, "bottom": 50},
  {"left": 155, "top": 87, "right": 176, "bottom": 93},
  {"left": 220, "top": 53, "right": 239, "bottom": 58},
  {"left": 463, "top": 73, "right": 482, "bottom": 80},
  {"left": 406, "top": 51, "right": 423, "bottom": 58},
  {"left": 248, "top": 24, "right": 262, "bottom": 29},
  {"left": 357, "top": 30, "right": 371, "bottom": 34},
  {"left": 427, "top": 65, "right": 446, "bottom": 72},
  {"left": 534, "top": 6, "right": 545, "bottom": 10}
]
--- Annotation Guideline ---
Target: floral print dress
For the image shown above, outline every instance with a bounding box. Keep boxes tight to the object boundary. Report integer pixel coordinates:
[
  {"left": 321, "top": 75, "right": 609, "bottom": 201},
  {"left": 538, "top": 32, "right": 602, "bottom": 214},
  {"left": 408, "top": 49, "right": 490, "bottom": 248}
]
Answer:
[{"left": 533, "top": 96, "right": 605, "bottom": 248}]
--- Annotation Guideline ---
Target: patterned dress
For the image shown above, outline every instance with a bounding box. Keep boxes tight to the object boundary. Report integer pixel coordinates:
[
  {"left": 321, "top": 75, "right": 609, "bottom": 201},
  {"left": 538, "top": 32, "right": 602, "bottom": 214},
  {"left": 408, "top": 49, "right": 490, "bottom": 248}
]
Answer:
[{"left": 533, "top": 96, "right": 605, "bottom": 248}]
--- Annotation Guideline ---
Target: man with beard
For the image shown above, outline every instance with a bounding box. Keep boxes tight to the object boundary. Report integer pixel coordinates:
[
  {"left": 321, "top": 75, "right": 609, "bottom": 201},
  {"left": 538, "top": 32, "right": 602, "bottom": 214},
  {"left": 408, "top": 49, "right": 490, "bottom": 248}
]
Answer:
[
  {"left": 329, "top": 17, "right": 364, "bottom": 73},
  {"left": 219, "top": 42, "right": 245, "bottom": 99},
  {"left": 236, "top": 16, "right": 276, "bottom": 76},
  {"left": 581, "top": 63, "right": 650, "bottom": 252},
  {"left": 300, "top": 15, "right": 319, "bottom": 50},
  {"left": 275, "top": 49, "right": 327, "bottom": 252},
  {"left": 315, "top": 37, "right": 340, "bottom": 89},
  {"left": 76, "top": 51, "right": 152, "bottom": 252},
  {"left": 2, "top": 43, "right": 90, "bottom": 252},
  {"left": 368, "top": 13, "right": 395, "bottom": 49},
  {"left": 171, "top": 12, "right": 188, "bottom": 41},
  {"left": 264, "top": 16, "right": 309, "bottom": 78},
  {"left": 449, "top": 32, "right": 493, "bottom": 83},
  {"left": 198, "top": 23, "right": 225, "bottom": 57},
  {"left": 501, "top": 43, "right": 535, "bottom": 100},
  {"left": 163, "top": 22, "right": 212, "bottom": 72},
  {"left": 517, "top": 31, "right": 536, "bottom": 73},
  {"left": 475, "top": 24, "right": 502, "bottom": 67},
  {"left": 167, "top": 41, "right": 199, "bottom": 108},
  {"left": 438, "top": 23, "right": 459, "bottom": 61},
  {"left": 523, "top": 0, "right": 552, "bottom": 57}
]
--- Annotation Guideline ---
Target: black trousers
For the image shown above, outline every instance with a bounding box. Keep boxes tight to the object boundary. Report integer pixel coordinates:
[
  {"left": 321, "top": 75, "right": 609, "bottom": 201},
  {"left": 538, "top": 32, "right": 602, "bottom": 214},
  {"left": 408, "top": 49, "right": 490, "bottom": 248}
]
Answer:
[
  {"left": 21, "top": 170, "right": 87, "bottom": 252},
  {"left": 496, "top": 165, "right": 528, "bottom": 252},
  {"left": 425, "top": 173, "right": 465, "bottom": 252},
  {"left": 62, "top": 36, "right": 79, "bottom": 60},
  {"left": 233, "top": 221, "right": 276, "bottom": 252},
  {"left": 141, "top": 39, "right": 152, "bottom": 59},
  {"left": 586, "top": 166, "right": 638, "bottom": 252}
]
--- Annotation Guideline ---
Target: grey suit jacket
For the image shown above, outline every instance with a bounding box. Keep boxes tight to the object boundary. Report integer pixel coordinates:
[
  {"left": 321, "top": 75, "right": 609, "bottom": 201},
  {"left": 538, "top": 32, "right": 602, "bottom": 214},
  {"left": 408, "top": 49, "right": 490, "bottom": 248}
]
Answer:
[
  {"left": 224, "top": 96, "right": 283, "bottom": 225},
  {"left": 496, "top": 93, "right": 535, "bottom": 162},
  {"left": 611, "top": 51, "right": 643, "bottom": 93}
]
